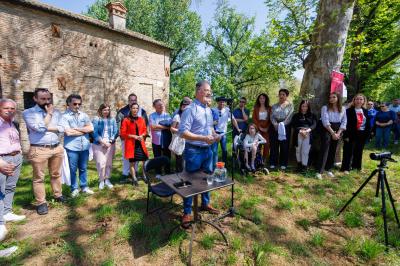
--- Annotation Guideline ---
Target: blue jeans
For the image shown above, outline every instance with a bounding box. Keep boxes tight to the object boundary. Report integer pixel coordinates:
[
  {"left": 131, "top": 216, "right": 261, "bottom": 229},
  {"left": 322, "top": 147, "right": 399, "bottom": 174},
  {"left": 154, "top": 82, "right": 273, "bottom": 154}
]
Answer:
[
  {"left": 393, "top": 123, "right": 400, "bottom": 141},
  {"left": 183, "top": 145, "right": 213, "bottom": 215},
  {"left": 375, "top": 127, "right": 391, "bottom": 148},
  {"left": 212, "top": 135, "right": 227, "bottom": 171},
  {"left": 66, "top": 149, "right": 89, "bottom": 190}
]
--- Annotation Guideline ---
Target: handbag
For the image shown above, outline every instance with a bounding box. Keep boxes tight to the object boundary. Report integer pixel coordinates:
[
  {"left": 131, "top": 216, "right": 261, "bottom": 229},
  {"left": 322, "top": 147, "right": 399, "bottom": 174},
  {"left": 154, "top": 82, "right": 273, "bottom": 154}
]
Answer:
[{"left": 169, "top": 133, "right": 185, "bottom": 155}]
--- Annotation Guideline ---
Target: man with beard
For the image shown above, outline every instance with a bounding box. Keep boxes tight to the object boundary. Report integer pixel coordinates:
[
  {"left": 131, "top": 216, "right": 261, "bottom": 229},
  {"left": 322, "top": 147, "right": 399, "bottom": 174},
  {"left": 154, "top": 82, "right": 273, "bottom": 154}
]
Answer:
[{"left": 23, "top": 88, "right": 66, "bottom": 215}]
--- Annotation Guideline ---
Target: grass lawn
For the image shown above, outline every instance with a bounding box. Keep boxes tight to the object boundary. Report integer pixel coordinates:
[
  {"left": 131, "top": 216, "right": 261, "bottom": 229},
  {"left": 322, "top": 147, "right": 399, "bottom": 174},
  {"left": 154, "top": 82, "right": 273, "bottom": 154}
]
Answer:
[{"left": 0, "top": 139, "right": 399, "bottom": 265}]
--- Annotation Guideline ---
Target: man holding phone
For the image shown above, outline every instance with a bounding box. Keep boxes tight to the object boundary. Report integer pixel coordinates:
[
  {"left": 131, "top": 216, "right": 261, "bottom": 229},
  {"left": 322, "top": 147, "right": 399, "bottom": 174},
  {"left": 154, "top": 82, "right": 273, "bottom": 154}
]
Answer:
[{"left": 23, "top": 88, "right": 66, "bottom": 215}]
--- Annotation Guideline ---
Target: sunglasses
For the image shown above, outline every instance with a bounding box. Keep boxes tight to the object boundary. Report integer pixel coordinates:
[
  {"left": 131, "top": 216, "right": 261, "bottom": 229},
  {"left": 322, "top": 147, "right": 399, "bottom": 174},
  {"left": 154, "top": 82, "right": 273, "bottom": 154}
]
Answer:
[
  {"left": 73, "top": 103, "right": 82, "bottom": 106},
  {"left": 239, "top": 101, "right": 246, "bottom": 103}
]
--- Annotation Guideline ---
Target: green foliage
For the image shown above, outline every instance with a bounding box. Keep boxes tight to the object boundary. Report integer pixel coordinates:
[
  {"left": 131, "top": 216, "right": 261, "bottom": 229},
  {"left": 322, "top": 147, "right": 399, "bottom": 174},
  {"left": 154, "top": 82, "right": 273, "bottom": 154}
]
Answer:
[
  {"left": 296, "top": 218, "right": 312, "bottom": 231},
  {"left": 344, "top": 211, "right": 363, "bottom": 228},
  {"left": 309, "top": 232, "right": 325, "bottom": 247},
  {"left": 199, "top": 234, "right": 218, "bottom": 250},
  {"left": 317, "top": 207, "right": 334, "bottom": 222},
  {"left": 203, "top": 0, "right": 291, "bottom": 99}
]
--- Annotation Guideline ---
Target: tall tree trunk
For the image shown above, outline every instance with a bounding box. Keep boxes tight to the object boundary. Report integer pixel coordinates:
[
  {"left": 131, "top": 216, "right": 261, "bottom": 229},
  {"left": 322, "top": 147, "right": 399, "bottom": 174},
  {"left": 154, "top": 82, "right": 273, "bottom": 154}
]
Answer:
[{"left": 300, "top": 0, "right": 355, "bottom": 115}]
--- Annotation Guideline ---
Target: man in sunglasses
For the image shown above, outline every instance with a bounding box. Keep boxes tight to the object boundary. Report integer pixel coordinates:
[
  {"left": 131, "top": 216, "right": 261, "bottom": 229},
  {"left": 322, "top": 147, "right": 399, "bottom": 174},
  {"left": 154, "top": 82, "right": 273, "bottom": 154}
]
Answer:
[
  {"left": 59, "top": 94, "right": 94, "bottom": 197},
  {"left": 23, "top": 88, "right": 65, "bottom": 215}
]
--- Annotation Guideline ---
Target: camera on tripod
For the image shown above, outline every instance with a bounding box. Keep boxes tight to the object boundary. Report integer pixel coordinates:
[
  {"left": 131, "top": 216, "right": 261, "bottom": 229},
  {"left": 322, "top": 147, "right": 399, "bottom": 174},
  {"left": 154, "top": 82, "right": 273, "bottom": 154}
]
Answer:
[{"left": 370, "top": 152, "right": 392, "bottom": 161}]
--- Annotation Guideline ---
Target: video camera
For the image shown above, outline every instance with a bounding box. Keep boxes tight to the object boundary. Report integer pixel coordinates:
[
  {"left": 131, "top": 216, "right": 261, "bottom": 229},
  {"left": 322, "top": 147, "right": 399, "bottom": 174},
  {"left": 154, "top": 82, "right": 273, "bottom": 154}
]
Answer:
[{"left": 370, "top": 152, "right": 393, "bottom": 161}]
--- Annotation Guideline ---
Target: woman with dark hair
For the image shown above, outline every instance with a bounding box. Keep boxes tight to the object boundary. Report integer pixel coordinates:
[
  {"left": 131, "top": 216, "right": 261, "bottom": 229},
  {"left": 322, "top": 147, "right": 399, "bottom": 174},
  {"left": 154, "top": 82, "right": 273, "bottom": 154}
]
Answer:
[
  {"left": 170, "top": 100, "right": 190, "bottom": 172},
  {"left": 375, "top": 102, "right": 396, "bottom": 149},
  {"left": 92, "top": 104, "right": 118, "bottom": 189},
  {"left": 252, "top": 93, "right": 271, "bottom": 160},
  {"left": 291, "top": 100, "right": 317, "bottom": 171},
  {"left": 341, "top": 94, "right": 371, "bottom": 174},
  {"left": 120, "top": 103, "right": 149, "bottom": 186},
  {"left": 316, "top": 92, "right": 347, "bottom": 179},
  {"left": 270, "top": 89, "right": 294, "bottom": 170}
]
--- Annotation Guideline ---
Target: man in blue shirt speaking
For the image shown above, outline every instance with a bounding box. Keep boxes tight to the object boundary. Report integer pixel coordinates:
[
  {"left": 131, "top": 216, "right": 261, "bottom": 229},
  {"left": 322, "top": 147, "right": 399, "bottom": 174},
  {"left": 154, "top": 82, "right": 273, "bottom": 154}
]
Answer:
[{"left": 178, "top": 80, "right": 221, "bottom": 226}]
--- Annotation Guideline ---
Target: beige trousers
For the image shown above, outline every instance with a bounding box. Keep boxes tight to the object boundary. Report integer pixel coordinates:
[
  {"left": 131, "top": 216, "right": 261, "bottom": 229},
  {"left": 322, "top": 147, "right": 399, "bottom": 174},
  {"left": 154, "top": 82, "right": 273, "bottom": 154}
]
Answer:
[{"left": 28, "top": 145, "right": 64, "bottom": 205}]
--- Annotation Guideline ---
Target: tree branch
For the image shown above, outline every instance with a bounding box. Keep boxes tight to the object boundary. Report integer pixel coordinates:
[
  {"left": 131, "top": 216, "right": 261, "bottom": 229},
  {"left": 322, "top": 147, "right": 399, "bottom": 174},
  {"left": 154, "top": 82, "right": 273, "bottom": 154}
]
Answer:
[{"left": 369, "top": 50, "right": 400, "bottom": 74}]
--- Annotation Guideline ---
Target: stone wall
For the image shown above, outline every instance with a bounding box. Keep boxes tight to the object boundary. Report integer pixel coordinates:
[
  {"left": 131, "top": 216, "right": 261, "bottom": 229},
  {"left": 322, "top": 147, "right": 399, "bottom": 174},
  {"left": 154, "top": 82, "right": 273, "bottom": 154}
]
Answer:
[{"left": 0, "top": 2, "right": 170, "bottom": 151}]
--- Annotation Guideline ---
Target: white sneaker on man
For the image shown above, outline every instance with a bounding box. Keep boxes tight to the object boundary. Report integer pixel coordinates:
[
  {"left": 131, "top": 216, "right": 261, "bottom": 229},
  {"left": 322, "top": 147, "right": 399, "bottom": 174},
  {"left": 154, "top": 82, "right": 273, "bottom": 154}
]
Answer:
[
  {"left": 280, "top": 166, "right": 286, "bottom": 170},
  {"left": 316, "top": 173, "right": 322, "bottom": 180},
  {"left": 270, "top": 165, "right": 276, "bottom": 169},
  {"left": 82, "top": 187, "right": 94, "bottom": 195},
  {"left": 99, "top": 181, "right": 105, "bottom": 190},
  {"left": 343, "top": 171, "right": 350, "bottom": 175},
  {"left": 0, "top": 246, "right": 18, "bottom": 257},
  {"left": 71, "top": 189, "right": 80, "bottom": 198},
  {"left": 326, "top": 171, "right": 335, "bottom": 178},
  {"left": 3, "top": 212, "right": 26, "bottom": 222},
  {"left": 0, "top": 225, "right": 8, "bottom": 242},
  {"left": 104, "top": 179, "right": 113, "bottom": 189}
]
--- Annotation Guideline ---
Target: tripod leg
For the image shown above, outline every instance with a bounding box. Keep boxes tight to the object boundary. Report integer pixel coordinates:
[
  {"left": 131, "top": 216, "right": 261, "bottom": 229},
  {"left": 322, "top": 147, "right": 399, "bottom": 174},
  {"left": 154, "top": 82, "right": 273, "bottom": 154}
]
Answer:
[
  {"left": 375, "top": 174, "right": 381, "bottom": 197},
  {"left": 383, "top": 172, "right": 400, "bottom": 227},
  {"left": 338, "top": 170, "right": 378, "bottom": 216},
  {"left": 380, "top": 173, "right": 389, "bottom": 249}
]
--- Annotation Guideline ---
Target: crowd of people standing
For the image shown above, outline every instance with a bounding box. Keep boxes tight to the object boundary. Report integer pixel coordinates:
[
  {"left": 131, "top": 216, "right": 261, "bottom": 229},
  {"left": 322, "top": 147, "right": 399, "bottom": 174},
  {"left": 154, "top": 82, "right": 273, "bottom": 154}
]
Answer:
[{"left": 0, "top": 82, "right": 398, "bottom": 255}]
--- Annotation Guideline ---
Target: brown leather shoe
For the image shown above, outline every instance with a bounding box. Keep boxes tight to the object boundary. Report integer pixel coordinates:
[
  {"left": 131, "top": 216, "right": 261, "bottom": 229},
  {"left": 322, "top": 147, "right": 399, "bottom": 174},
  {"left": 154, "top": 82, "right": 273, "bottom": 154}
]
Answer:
[
  {"left": 200, "top": 204, "right": 220, "bottom": 214},
  {"left": 181, "top": 214, "right": 192, "bottom": 229}
]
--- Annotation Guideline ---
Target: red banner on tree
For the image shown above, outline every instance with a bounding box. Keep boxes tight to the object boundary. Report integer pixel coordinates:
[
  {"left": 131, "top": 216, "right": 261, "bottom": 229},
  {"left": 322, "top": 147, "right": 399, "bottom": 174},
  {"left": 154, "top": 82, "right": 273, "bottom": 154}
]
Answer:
[{"left": 330, "top": 70, "right": 344, "bottom": 95}]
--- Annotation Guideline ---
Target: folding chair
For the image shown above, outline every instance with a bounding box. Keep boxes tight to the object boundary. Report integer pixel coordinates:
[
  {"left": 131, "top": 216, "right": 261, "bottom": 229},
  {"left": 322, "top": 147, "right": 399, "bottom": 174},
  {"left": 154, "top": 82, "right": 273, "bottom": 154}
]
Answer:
[{"left": 143, "top": 156, "right": 176, "bottom": 216}]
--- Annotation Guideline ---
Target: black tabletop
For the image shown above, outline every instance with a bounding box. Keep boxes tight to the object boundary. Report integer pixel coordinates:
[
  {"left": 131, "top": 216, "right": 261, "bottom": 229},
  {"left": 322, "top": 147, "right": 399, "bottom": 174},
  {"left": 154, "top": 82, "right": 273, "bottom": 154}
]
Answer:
[{"left": 160, "top": 171, "right": 234, "bottom": 198}]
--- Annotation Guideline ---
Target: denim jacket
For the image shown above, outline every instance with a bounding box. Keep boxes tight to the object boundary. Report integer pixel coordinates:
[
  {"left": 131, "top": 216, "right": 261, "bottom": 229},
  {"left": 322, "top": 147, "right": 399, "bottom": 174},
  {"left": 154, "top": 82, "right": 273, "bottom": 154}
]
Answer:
[{"left": 92, "top": 117, "right": 119, "bottom": 145}]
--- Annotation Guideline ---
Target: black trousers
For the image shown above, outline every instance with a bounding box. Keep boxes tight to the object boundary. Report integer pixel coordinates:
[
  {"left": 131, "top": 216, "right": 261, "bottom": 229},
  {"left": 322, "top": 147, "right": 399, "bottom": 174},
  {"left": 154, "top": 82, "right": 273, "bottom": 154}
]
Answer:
[
  {"left": 152, "top": 143, "right": 171, "bottom": 174},
  {"left": 269, "top": 125, "right": 291, "bottom": 167},
  {"left": 341, "top": 130, "right": 367, "bottom": 171},
  {"left": 317, "top": 125, "right": 340, "bottom": 173}
]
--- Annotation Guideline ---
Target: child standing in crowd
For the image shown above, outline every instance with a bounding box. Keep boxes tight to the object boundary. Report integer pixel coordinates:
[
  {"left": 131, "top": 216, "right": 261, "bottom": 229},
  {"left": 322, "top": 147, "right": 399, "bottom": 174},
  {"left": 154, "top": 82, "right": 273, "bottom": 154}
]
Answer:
[
  {"left": 291, "top": 100, "right": 317, "bottom": 171},
  {"left": 375, "top": 102, "right": 396, "bottom": 149},
  {"left": 120, "top": 103, "right": 149, "bottom": 186},
  {"left": 92, "top": 104, "right": 118, "bottom": 190},
  {"left": 243, "top": 123, "right": 266, "bottom": 171}
]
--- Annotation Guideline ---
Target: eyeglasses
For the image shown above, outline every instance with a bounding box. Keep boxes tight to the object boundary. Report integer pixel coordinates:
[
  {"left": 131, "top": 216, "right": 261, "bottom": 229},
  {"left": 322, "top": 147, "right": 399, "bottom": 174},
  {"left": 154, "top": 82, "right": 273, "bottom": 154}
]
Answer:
[
  {"left": 73, "top": 103, "right": 82, "bottom": 106},
  {"left": 239, "top": 101, "right": 246, "bottom": 103}
]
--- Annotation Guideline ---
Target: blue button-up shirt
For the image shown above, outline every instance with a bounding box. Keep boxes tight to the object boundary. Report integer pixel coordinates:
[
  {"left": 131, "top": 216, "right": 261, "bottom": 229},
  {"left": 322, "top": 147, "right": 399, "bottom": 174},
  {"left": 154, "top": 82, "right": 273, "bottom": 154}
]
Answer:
[
  {"left": 179, "top": 99, "right": 213, "bottom": 147},
  {"left": 22, "top": 105, "right": 63, "bottom": 145},
  {"left": 59, "top": 109, "right": 92, "bottom": 151}
]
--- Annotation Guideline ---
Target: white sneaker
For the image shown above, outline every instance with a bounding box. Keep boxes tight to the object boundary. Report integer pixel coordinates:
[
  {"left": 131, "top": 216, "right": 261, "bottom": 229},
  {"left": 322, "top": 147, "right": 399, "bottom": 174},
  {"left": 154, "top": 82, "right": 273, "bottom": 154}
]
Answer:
[
  {"left": 3, "top": 212, "right": 26, "bottom": 222},
  {"left": 104, "top": 179, "right": 113, "bottom": 189},
  {"left": 0, "top": 225, "right": 8, "bottom": 242},
  {"left": 395, "top": 140, "right": 398, "bottom": 145},
  {"left": 316, "top": 173, "right": 322, "bottom": 180},
  {"left": 343, "top": 171, "right": 350, "bottom": 175},
  {"left": 326, "top": 171, "right": 335, "bottom": 178},
  {"left": 99, "top": 181, "right": 105, "bottom": 190},
  {"left": 280, "top": 166, "right": 286, "bottom": 170},
  {"left": 71, "top": 189, "right": 80, "bottom": 198},
  {"left": 82, "top": 187, "right": 94, "bottom": 195},
  {"left": 0, "top": 246, "right": 18, "bottom": 257},
  {"left": 270, "top": 165, "right": 276, "bottom": 169}
]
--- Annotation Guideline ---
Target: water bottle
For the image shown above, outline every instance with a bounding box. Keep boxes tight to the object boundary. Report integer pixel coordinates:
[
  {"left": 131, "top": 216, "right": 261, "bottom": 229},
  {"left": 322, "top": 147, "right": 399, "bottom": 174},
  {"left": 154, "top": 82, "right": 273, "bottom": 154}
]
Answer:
[{"left": 214, "top": 162, "right": 227, "bottom": 183}]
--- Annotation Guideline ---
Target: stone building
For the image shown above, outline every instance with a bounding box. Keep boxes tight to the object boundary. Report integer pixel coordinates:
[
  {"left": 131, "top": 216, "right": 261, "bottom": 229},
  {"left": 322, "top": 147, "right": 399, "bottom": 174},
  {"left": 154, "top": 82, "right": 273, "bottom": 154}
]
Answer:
[{"left": 0, "top": 0, "right": 171, "bottom": 150}]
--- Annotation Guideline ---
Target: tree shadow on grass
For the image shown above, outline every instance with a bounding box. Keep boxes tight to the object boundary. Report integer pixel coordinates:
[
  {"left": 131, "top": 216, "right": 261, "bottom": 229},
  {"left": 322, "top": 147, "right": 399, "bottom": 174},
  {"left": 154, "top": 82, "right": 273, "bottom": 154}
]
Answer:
[{"left": 115, "top": 197, "right": 182, "bottom": 259}]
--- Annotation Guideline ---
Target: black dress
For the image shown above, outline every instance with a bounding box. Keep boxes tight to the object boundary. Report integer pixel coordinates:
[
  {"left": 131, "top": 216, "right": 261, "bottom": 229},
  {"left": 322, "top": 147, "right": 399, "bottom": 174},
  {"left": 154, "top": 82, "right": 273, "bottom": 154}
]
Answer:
[{"left": 129, "top": 119, "right": 148, "bottom": 162}]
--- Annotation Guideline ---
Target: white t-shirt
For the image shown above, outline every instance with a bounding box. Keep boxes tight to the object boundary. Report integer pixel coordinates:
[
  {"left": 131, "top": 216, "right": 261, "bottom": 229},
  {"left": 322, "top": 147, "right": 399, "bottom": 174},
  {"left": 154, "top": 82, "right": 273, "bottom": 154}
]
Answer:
[{"left": 213, "top": 107, "right": 231, "bottom": 133}]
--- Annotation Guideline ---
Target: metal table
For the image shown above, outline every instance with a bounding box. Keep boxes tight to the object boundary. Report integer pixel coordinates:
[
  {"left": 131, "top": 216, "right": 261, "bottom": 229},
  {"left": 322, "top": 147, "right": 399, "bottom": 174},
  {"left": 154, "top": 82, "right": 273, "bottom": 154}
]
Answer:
[{"left": 160, "top": 171, "right": 234, "bottom": 265}]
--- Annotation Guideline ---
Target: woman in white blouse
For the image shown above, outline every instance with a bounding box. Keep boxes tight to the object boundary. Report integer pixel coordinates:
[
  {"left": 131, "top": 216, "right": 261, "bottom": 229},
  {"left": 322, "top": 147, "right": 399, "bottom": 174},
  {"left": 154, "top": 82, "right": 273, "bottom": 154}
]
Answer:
[
  {"left": 316, "top": 92, "right": 347, "bottom": 179},
  {"left": 243, "top": 123, "right": 266, "bottom": 171}
]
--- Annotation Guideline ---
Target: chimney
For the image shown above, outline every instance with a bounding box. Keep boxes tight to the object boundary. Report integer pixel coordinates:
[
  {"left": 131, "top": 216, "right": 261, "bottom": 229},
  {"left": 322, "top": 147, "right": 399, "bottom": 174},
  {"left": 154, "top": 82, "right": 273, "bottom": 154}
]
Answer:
[{"left": 105, "top": 2, "right": 127, "bottom": 31}]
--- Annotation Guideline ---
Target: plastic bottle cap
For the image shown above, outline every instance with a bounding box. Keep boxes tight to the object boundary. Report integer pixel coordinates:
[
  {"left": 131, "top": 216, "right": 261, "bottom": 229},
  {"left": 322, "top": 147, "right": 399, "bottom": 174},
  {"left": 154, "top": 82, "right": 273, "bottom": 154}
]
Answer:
[{"left": 216, "top": 162, "right": 225, "bottom": 168}]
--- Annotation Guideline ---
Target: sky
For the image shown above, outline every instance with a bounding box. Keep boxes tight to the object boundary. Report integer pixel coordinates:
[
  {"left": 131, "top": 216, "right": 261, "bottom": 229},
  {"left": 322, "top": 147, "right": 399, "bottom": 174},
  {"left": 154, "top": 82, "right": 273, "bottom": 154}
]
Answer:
[{"left": 39, "top": 0, "right": 303, "bottom": 79}]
